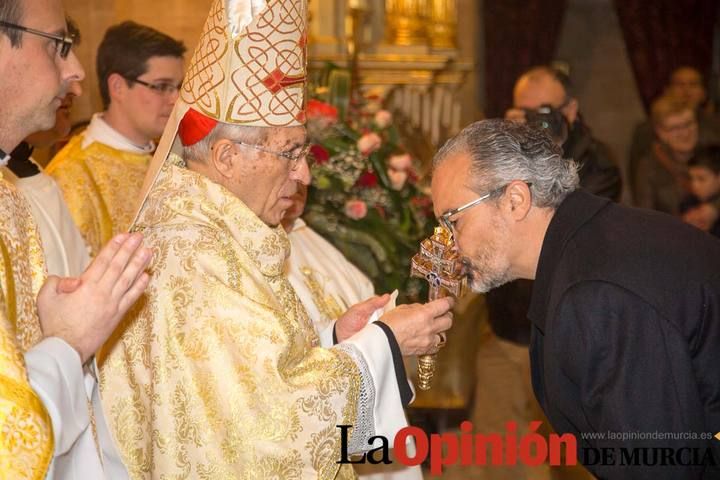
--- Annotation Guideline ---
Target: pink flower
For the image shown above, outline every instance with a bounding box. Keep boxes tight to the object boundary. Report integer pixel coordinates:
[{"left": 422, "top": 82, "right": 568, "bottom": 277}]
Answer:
[
  {"left": 388, "top": 168, "right": 408, "bottom": 190},
  {"left": 388, "top": 153, "right": 412, "bottom": 171},
  {"left": 345, "top": 199, "right": 368, "bottom": 220},
  {"left": 387, "top": 153, "right": 413, "bottom": 190},
  {"left": 357, "top": 132, "right": 382, "bottom": 155},
  {"left": 374, "top": 110, "right": 392, "bottom": 129}
]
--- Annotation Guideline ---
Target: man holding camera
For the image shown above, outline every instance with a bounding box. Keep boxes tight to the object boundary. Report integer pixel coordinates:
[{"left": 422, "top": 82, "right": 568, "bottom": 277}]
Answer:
[{"left": 506, "top": 65, "right": 622, "bottom": 201}]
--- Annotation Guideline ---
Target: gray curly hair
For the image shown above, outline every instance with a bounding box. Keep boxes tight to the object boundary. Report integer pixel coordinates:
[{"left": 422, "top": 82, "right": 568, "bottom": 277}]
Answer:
[{"left": 433, "top": 119, "right": 579, "bottom": 208}]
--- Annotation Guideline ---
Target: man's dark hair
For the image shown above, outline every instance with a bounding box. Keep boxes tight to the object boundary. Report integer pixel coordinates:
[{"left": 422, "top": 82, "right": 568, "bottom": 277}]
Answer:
[
  {"left": 0, "top": 0, "right": 23, "bottom": 46},
  {"left": 67, "top": 16, "right": 81, "bottom": 45},
  {"left": 96, "top": 21, "right": 186, "bottom": 109},
  {"left": 689, "top": 145, "right": 720, "bottom": 175},
  {"left": 1, "top": 5, "right": 81, "bottom": 50}
]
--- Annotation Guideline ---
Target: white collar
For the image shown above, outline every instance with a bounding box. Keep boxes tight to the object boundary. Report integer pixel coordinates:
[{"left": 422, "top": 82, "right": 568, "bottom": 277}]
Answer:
[
  {"left": 81, "top": 113, "right": 155, "bottom": 154},
  {"left": 0, "top": 148, "right": 10, "bottom": 167},
  {"left": 288, "top": 218, "right": 307, "bottom": 233}
]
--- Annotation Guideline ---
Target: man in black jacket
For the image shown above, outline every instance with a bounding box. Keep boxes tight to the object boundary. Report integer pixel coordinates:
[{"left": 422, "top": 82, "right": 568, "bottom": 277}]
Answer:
[
  {"left": 432, "top": 119, "right": 720, "bottom": 479},
  {"left": 471, "top": 67, "right": 623, "bottom": 480}
]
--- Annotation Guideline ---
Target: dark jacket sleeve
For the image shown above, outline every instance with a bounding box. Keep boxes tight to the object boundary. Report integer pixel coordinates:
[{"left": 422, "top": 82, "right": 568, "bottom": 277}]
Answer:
[{"left": 554, "top": 281, "right": 719, "bottom": 480}]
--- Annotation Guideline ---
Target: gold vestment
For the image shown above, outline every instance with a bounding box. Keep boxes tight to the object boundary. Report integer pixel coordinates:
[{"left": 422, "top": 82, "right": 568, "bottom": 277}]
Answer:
[
  {"left": 99, "top": 159, "right": 360, "bottom": 479},
  {"left": 0, "top": 175, "right": 53, "bottom": 478},
  {"left": 47, "top": 135, "right": 151, "bottom": 256}
]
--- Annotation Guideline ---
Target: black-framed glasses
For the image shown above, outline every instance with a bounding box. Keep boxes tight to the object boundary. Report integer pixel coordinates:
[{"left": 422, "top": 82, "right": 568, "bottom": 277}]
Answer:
[
  {"left": 127, "top": 77, "right": 183, "bottom": 96},
  {"left": 234, "top": 141, "right": 313, "bottom": 171},
  {"left": 439, "top": 182, "right": 533, "bottom": 237},
  {"left": 0, "top": 21, "right": 75, "bottom": 59}
]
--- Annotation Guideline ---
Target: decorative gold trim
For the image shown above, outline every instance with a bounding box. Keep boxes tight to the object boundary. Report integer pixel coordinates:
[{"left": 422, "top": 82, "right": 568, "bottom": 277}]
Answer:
[{"left": 0, "top": 238, "right": 16, "bottom": 328}]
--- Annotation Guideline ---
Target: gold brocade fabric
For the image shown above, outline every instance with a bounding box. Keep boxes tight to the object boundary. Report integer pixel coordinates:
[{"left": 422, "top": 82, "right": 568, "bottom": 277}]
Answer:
[
  {"left": 0, "top": 176, "right": 53, "bottom": 479},
  {"left": 46, "top": 135, "right": 152, "bottom": 256},
  {"left": 300, "top": 267, "right": 346, "bottom": 331},
  {"left": 99, "top": 159, "right": 360, "bottom": 479}
]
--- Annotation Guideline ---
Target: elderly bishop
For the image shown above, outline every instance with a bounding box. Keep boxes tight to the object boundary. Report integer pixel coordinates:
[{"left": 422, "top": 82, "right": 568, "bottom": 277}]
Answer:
[{"left": 98, "top": 1, "right": 452, "bottom": 478}]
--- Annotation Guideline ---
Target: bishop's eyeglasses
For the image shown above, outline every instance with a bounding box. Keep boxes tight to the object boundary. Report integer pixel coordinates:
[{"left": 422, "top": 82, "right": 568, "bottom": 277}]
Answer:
[
  {"left": 234, "top": 142, "right": 314, "bottom": 171},
  {"left": 0, "top": 21, "right": 75, "bottom": 59}
]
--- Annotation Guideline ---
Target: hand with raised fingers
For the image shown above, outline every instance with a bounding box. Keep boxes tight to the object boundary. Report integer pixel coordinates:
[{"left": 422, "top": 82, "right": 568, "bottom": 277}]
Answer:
[
  {"left": 336, "top": 293, "right": 391, "bottom": 342},
  {"left": 37, "top": 232, "right": 152, "bottom": 363}
]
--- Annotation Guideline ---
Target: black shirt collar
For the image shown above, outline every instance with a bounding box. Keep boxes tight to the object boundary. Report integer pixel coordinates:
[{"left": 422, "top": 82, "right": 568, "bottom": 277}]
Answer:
[
  {"left": 527, "top": 190, "right": 610, "bottom": 332},
  {"left": 7, "top": 142, "right": 40, "bottom": 178}
]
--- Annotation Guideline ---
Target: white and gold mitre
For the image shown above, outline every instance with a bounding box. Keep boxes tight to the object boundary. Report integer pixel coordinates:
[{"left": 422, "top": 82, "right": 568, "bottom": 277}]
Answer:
[
  {"left": 182, "top": 0, "right": 308, "bottom": 129},
  {"left": 133, "top": 0, "right": 308, "bottom": 222}
]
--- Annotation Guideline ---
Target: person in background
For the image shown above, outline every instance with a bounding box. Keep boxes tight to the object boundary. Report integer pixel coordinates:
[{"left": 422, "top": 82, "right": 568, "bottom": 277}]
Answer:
[
  {"left": 506, "top": 65, "right": 622, "bottom": 201},
  {"left": 681, "top": 145, "right": 720, "bottom": 237},
  {"left": 47, "top": 21, "right": 185, "bottom": 255},
  {"left": 634, "top": 95, "right": 699, "bottom": 214},
  {"left": 629, "top": 66, "right": 720, "bottom": 190}
]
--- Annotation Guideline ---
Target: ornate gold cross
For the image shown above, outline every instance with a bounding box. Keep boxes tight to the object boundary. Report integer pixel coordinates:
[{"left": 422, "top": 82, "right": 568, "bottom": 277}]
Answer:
[{"left": 410, "top": 226, "right": 467, "bottom": 390}]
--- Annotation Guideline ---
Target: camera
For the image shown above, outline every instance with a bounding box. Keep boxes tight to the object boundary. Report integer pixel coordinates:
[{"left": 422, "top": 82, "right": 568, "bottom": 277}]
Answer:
[{"left": 524, "top": 104, "right": 568, "bottom": 144}]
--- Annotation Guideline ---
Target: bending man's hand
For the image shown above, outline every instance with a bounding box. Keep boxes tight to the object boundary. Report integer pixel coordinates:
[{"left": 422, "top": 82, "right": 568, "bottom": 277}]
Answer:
[
  {"left": 336, "top": 294, "right": 391, "bottom": 342},
  {"left": 380, "top": 297, "right": 454, "bottom": 356},
  {"left": 37, "top": 232, "right": 152, "bottom": 363}
]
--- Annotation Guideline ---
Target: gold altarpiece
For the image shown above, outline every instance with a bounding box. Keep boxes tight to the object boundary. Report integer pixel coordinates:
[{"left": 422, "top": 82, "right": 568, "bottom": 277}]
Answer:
[{"left": 308, "top": 0, "right": 473, "bottom": 174}]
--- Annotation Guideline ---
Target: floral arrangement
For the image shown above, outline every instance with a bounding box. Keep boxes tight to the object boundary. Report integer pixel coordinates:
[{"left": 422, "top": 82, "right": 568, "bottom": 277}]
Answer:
[{"left": 303, "top": 93, "right": 436, "bottom": 302}]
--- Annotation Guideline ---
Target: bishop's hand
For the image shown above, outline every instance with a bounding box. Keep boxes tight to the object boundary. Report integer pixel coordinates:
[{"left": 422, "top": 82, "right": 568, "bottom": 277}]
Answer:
[
  {"left": 335, "top": 293, "right": 391, "bottom": 342},
  {"left": 37, "top": 232, "right": 152, "bottom": 364},
  {"left": 380, "top": 297, "right": 454, "bottom": 356}
]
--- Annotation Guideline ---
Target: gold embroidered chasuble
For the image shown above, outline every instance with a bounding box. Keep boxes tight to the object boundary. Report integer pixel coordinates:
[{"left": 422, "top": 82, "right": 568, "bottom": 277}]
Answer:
[
  {"left": 99, "top": 159, "right": 361, "bottom": 479},
  {"left": 46, "top": 135, "right": 151, "bottom": 256},
  {"left": 0, "top": 176, "right": 54, "bottom": 478}
]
